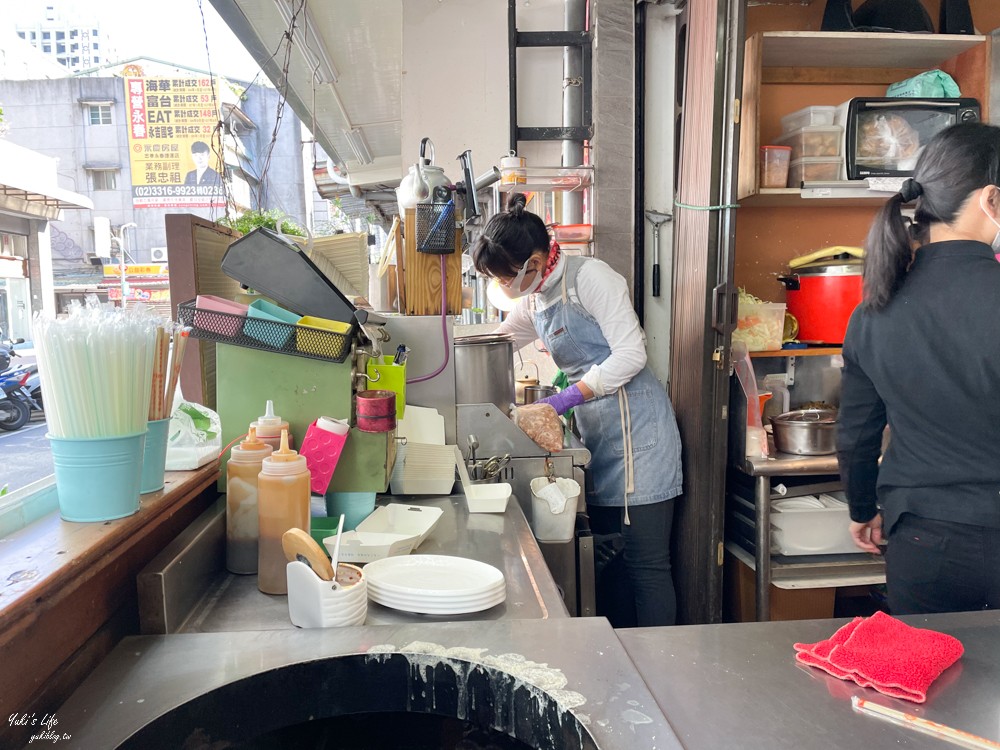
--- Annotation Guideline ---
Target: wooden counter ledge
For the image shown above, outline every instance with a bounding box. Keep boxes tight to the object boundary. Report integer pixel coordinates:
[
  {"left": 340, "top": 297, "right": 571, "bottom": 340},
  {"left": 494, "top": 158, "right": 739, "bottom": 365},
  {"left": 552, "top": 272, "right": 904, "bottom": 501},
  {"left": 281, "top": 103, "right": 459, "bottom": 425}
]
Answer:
[{"left": 0, "top": 463, "right": 220, "bottom": 748}]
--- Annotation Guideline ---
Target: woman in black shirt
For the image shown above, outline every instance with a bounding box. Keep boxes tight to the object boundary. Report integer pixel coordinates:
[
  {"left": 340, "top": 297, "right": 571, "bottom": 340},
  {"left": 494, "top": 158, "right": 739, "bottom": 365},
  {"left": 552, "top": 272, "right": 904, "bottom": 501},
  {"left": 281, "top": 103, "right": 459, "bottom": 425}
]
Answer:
[{"left": 838, "top": 122, "right": 1000, "bottom": 615}]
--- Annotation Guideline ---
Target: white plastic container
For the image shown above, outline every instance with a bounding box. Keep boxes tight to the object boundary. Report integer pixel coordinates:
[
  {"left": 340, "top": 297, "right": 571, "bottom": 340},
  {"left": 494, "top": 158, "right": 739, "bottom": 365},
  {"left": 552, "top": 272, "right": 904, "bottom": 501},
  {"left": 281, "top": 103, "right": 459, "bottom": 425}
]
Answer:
[
  {"left": 324, "top": 531, "right": 417, "bottom": 564},
  {"left": 780, "top": 105, "right": 837, "bottom": 134},
  {"left": 769, "top": 492, "right": 857, "bottom": 556},
  {"left": 530, "top": 477, "right": 580, "bottom": 542},
  {"left": 356, "top": 503, "right": 443, "bottom": 547},
  {"left": 286, "top": 560, "right": 367, "bottom": 628},
  {"left": 466, "top": 483, "right": 512, "bottom": 514}
]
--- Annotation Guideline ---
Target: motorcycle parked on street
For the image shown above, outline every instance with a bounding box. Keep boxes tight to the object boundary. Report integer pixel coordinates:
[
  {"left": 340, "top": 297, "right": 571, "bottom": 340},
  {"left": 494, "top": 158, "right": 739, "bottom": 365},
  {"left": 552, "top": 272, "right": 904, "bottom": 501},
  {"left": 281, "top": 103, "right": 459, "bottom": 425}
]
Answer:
[{"left": 0, "top": 337, "right": 42, "bottom": 432}]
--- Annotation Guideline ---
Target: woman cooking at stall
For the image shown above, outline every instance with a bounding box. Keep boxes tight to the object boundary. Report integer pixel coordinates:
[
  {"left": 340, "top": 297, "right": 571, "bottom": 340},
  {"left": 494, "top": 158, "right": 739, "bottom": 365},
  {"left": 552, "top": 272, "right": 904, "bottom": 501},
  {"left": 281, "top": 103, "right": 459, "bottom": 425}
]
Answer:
[{"left": 472, "top": 194, "right": 683, "bottom": 627}]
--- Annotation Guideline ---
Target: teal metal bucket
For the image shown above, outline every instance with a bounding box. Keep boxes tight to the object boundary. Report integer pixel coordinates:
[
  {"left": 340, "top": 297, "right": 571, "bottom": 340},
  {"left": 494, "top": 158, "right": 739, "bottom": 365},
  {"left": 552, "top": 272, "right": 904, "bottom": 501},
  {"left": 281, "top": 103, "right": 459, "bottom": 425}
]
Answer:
[
  {"left": 49, "top": 431, "right": 147, "bottom": 522},
  {"left": 324, "top": 491, "right": 376, "bottom": 531},
  {"left": 141, "top": 418, "right": 171, "bottom": 494}
]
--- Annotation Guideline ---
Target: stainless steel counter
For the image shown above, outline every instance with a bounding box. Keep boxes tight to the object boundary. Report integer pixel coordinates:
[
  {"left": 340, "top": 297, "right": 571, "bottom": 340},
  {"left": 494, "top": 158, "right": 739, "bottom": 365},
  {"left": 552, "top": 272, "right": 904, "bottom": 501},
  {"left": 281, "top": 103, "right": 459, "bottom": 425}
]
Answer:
[
  {"left": 178, "top": 493, "right": 569, "bottom": 633},
  {"left": 741, "top": 435, "right": 839, "bottom": 477},
  {"left": 56, "top": 618, "right": 683, "bottom": 749},
  {"left": 619, "top": 610, "right": 1000, "bottom": 749}
]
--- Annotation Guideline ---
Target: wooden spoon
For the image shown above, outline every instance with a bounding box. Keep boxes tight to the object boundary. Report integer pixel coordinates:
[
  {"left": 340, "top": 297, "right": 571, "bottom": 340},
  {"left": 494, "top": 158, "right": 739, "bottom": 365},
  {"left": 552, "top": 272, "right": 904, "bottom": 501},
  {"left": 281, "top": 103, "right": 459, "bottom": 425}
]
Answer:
[{"left": 281, "top": 528, "right": 335, "bottom": 581}]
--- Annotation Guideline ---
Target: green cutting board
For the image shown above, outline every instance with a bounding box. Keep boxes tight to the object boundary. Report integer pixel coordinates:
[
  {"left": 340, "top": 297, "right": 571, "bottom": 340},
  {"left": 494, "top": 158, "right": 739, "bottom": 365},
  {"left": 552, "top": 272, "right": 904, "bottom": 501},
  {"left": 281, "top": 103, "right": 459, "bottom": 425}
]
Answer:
[{"left": 216, "top": 343, "right": 393, "bottom": 494}]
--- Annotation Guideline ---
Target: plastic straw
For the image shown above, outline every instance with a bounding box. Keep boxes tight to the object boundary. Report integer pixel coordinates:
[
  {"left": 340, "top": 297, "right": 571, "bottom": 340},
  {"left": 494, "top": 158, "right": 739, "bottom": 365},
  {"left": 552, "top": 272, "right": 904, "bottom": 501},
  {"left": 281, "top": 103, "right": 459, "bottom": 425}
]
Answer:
[
  {"left": 852, "top": 696, "right": 1000, "bottom": 750},
  {"left": 33, "top": 299, "right": 160, "bottom": 439}
]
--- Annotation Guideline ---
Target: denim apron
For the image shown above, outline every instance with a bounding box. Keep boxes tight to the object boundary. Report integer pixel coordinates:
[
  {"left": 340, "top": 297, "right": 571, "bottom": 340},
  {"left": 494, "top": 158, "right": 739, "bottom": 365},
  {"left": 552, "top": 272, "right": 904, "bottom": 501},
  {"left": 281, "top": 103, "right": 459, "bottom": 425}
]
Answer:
[{"left": 530, "top": 257, "right": 683, "bottom": 518}]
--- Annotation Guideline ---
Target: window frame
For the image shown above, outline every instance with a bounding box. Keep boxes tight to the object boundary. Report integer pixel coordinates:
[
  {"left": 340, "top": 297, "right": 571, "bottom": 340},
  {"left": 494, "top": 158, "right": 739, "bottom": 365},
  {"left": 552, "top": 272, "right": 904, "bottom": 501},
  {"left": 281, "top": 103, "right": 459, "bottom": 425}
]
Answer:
[
  {"left": 88, "top": 104, "right": 112, "bottom": 126},
  {"left": 91, "top": 170, "right": 117, "bottom": 191}
]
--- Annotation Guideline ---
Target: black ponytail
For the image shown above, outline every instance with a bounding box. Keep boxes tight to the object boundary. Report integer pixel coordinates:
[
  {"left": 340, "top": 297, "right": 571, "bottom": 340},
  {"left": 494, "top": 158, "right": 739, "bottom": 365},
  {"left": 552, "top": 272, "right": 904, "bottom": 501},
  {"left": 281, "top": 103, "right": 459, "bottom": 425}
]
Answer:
[
  {"left": 863, "top": 122, "right": 1000, "bottom": 310},
  {"left": 472, "top": 194, "right": 550, "bottom": 278}
]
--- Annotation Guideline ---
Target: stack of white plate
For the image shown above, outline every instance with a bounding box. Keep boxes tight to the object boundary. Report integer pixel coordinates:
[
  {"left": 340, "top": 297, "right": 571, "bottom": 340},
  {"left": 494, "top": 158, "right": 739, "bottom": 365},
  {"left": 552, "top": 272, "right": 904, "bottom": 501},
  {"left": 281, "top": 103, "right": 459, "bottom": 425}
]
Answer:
[
  {"left": 364, "top": 555, "right": 506, "bottom": 615},
  {"left": 390, "top": 443, "right": 457, "bottom": 495}
]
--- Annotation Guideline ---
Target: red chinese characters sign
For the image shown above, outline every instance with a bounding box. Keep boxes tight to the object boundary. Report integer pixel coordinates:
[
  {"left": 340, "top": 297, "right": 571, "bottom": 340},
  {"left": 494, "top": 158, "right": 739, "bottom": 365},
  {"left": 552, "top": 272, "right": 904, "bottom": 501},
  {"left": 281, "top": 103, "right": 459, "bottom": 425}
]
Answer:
[{"left": 124, "top": 77, "right": 225, "bottom": 209}]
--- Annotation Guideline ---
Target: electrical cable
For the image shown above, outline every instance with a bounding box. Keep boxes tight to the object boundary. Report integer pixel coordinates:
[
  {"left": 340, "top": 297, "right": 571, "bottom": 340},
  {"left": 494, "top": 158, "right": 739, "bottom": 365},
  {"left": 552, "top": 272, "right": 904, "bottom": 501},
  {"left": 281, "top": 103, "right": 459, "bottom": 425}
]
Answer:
[{"left": 406, "top": 254, "right": 451, "bottom": 384}]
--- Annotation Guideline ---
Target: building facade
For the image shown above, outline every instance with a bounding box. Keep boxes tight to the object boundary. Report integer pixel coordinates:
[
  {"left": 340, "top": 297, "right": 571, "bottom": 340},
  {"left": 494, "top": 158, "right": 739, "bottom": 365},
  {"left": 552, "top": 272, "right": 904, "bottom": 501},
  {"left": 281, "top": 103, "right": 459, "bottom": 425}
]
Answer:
[
  {"left": 14, "top": 3, "right": 115, "bottom": 74},
  {"left": 1, "top": 69, "right": 327, "bottom": 325}
]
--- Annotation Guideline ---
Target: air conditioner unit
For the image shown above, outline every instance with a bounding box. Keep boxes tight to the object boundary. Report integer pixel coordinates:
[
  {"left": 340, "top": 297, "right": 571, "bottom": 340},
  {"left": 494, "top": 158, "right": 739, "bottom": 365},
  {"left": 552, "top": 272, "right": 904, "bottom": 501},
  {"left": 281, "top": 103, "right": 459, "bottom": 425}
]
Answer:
[{"left": 150, "top": 247, "right": 168, "bottom": 263}]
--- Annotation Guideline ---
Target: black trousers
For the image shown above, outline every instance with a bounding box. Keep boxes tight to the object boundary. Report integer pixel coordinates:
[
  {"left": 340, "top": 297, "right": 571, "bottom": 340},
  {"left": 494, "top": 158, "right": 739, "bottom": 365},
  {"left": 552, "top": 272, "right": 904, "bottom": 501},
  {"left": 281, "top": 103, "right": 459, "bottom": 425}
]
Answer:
[
  {"left": 587, "top": 499, "right": 676, "bottom": 628},
  {"left": 886, "top": 513, "right": 1000, "bottom": 615}
]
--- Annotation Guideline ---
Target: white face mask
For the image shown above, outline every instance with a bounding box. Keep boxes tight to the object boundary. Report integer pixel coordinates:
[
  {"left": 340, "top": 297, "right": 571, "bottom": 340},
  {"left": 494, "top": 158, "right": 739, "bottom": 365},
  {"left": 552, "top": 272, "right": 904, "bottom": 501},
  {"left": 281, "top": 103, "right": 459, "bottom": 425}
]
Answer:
[
  {"left": 979, "top": 189, "right": 1000, "bottom": 253},
  {"left": 499, "top": 256, "right": 544, "bottom": 299}
]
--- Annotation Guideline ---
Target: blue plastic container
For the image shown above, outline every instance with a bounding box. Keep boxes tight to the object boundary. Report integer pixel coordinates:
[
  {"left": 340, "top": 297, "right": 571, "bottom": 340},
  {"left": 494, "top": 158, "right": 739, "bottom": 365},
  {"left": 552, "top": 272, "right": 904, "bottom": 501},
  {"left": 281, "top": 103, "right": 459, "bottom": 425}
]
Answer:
[
  {"left": 49, "top": 431, "right": 147, "bottom": 522},
  {"left": 244, "top": 299, "right": 302, "bottom": 347},
  {"left": 324, "top": 491, "right": 376, "bottom": 531},
  {"left": 140, "top": 418, "right": 171, "bottom": 494}
]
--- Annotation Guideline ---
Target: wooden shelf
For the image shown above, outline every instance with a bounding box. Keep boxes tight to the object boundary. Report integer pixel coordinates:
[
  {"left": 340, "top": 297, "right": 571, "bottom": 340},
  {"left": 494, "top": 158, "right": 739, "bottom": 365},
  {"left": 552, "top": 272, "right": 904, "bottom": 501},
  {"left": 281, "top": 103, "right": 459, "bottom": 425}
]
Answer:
[
  {"left": 750, "top": 347, "right": 841, "bottom": 358},
  {"left": 759, "top": 31, "right": 985, "bottom": 70},
  {"left": 740, "top": 188, "right": 888, "bottom": 208}
]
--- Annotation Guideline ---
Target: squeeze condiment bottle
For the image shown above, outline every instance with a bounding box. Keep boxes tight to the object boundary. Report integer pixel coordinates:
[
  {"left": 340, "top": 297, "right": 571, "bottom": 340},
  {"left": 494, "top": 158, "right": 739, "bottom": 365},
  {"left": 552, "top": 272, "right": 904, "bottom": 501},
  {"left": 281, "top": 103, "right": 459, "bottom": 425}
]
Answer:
[
  {"left": 226, "top": 427, "right": 273, "bottom": 574},
  {"left": 251, "top": 400, "right": 293, "bottom": 452},
  {"left": 257, "top": 429, "right": 311, "bottom": 595}
]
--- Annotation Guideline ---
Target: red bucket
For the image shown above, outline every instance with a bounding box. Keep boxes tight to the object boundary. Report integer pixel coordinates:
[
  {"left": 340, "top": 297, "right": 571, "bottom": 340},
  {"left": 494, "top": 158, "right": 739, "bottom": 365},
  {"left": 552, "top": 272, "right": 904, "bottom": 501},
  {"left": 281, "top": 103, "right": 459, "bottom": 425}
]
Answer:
[{"left": 356, "top": 390, "right": 396, "bottom": 433}]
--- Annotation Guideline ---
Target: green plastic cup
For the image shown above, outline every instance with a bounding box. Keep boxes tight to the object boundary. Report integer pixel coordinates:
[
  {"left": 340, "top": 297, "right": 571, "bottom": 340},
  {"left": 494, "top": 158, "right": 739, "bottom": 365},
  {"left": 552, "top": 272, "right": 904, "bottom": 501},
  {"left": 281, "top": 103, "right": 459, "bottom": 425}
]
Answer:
[
  {"left": 324, "top": 491, "right": 376, "bottom": 531},
  {"left": 141, "top": 418, "right": 171, "bottom": 494},
  {"left": 49, "top": 431, "right": 147, "bottom": 522}
]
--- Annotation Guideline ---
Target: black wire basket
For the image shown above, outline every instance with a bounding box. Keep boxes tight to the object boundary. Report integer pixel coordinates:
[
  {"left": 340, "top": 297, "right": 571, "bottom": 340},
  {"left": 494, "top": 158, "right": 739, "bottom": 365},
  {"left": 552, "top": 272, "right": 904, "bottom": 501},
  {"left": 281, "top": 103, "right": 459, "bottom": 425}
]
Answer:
[
  {"left": 415, "top": 202, "right": 457, "bottom": 254},
  {"left": 178, "top": 300, "right": 355, "bottom": 364}
]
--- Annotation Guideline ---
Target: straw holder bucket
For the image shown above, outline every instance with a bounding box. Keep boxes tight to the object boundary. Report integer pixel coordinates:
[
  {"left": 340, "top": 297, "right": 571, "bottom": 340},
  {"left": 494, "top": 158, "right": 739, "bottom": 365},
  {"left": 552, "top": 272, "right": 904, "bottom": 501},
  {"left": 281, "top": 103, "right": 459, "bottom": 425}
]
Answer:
[{"left": 49, "top": 431, "right": 147, "bottom": 522}]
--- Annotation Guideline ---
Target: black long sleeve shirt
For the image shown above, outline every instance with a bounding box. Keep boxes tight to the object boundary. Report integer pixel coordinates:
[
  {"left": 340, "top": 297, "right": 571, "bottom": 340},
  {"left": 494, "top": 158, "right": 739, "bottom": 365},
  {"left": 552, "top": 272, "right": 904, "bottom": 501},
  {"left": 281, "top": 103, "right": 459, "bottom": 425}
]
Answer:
[{"left": 837, "top": 240, "right": 1000, "bottom": 533}]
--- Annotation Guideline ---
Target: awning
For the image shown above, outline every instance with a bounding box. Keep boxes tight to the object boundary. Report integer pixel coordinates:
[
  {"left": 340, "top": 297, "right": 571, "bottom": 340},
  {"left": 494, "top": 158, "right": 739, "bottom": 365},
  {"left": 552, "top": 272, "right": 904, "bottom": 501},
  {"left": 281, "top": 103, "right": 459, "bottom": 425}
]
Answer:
[{"left": 0, "top": 140, "right": 94, "bottom": 220}]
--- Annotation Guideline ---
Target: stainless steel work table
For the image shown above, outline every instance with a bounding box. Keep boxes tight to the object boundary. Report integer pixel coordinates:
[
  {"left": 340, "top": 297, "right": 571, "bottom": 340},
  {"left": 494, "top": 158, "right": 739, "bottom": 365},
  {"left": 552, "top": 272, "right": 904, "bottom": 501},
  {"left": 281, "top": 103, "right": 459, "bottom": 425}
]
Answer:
[
  {"left": 178, "top": 493, "right": 569, "bottom": 633},
  {"left": 618, "top": 610, "right": 1000, "bottom": 749},
  {"left": 735, "top": 440, "right": 884, "bottom": 620}
]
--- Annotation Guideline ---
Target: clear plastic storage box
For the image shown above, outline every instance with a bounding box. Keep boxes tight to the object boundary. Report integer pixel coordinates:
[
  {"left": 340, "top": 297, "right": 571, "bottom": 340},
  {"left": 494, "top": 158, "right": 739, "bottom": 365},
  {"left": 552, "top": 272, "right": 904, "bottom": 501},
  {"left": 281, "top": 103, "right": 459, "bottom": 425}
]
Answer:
[
  {"left": 769, "top": 492, "right": 858, "bottom": 556},
  {"left": 775, "top": 125, "right": 843, "bottom": 161},
  {"left": 780, "top": 105, "right": 837, "bottom": 133},
  {"left": 788, "top": 156, "right": 842, "bottom": 186},
  {"left": 731, "top": 301, "right": 786, "bottom": 352}
]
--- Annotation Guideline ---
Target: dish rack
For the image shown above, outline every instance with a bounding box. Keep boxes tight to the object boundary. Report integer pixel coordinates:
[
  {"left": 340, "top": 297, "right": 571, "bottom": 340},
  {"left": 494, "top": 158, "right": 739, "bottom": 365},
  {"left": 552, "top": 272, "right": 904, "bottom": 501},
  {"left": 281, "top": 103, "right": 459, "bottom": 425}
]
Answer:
[{"left": 178, "top": 300, "right": 355, "bottom": 364}]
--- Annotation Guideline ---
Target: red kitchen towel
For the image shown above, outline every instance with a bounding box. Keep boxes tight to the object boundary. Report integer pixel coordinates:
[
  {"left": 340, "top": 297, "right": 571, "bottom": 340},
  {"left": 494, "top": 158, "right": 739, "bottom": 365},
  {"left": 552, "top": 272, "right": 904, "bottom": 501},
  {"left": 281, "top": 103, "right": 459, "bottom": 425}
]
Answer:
[{"left": 794, "top": 611, "right": 964, "bottom": 703}]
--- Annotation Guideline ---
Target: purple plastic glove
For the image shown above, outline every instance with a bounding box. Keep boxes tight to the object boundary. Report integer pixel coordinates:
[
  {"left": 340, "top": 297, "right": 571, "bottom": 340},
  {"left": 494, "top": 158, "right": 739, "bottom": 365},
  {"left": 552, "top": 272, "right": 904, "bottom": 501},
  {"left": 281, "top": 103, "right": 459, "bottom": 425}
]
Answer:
[{"left": 535, "top": 383, "right": 586, "bottom": 416}]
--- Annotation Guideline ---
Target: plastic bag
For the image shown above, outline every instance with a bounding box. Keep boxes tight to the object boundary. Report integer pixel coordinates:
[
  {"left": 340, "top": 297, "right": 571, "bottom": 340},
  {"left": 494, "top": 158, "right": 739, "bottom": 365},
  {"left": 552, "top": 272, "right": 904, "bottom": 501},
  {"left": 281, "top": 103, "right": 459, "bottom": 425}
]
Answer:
[
  {"left": 164, "top": 391, "right": 222, "bottom": 471},
  {"left": 512, "top": 403, "right": 564, "bottom": 453},
  {"left": 886, "top": 69, "right": 960, "bottom": 99}
]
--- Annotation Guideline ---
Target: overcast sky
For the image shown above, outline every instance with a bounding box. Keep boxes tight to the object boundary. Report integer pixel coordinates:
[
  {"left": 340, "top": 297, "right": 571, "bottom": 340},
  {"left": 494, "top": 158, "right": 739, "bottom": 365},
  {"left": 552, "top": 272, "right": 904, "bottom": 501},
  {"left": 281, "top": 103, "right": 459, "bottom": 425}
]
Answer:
[{"left": 13, "top": 0, "right": 265, "bottom": 82}]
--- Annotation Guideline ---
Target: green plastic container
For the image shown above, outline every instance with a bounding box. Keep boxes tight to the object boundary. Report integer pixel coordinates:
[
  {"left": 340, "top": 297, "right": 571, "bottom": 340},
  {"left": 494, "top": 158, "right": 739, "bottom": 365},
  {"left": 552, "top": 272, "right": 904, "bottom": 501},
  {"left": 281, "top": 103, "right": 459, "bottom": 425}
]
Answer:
[
  {"left": 324, "top": 491, "right": 376, "bottom": 531},
  {"left": 366, "top": 355, "right": 406, "bottom": 418},
  {"left": 244, "top": 299, "right": 302, "bottom": 347}
]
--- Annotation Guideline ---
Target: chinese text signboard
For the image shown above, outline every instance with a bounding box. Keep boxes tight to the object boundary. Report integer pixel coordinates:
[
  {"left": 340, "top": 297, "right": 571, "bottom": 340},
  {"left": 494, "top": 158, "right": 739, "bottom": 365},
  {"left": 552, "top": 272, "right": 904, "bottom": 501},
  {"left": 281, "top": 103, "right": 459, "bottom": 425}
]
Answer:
[{"left": 124, "top": 77, "right": 225, "bottom": 209}]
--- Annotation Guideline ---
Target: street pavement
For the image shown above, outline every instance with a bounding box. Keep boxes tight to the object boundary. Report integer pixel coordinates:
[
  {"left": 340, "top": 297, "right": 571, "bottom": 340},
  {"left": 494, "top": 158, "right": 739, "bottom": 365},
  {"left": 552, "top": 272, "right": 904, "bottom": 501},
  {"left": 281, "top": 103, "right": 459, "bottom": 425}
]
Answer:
[{"left": 0, "top": 416, "right": 52, "bottom": 495}]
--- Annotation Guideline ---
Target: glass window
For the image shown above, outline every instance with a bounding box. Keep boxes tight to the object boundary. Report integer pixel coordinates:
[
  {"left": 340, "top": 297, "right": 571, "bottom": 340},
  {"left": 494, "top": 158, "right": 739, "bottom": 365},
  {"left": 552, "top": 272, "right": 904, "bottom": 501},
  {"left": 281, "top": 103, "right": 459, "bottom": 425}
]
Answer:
[
  {"left": 42, "top": 44, "right": 51, "bottom": 53},
  {"left": 70, "top": 29, "right": 77, "bottom": 38},
  {"left": 56, "top": 31, "right": 64, "bottom": 40},
  {"left": 42, "top": 31, "right": 50, "bottom": 40},
  {"left": 88, "top": 104, "right": 111, "bottom": 125},
  {"left": 56, "top": 43, "right": 65, "bottom": 54},
  {"left": 17, "top": 31, "right": 25, "bottom": 39},
  {"left": 92, "top": 56, "right": 98, "bottom": 63},
  {"left": 92, "top": 171, "right": 117, "bottom": 191}
]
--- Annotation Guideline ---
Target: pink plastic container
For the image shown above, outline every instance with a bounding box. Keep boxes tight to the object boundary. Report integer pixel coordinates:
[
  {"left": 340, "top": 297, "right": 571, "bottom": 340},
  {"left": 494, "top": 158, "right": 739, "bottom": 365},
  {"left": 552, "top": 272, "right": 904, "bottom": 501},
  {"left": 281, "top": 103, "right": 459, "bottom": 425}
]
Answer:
[
  {"left": 299, "top": 417, "right": 350, "bottom": 495},
  {"left": 194, "top": 295, "right": 248, "bottom": 336}
]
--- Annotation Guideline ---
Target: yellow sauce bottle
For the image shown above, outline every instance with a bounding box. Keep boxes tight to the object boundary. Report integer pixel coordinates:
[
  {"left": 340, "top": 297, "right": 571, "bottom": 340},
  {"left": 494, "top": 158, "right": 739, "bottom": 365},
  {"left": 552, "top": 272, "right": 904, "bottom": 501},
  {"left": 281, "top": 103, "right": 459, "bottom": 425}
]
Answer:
[
  {"left": 226, "top": 427, "right": 273, "bottom": 574},
  {"left": 257, "top": 429, "right": 311, "bottom": 595},
  {"left": 250, "top": 399, "right": 293, "bottom": 452}
]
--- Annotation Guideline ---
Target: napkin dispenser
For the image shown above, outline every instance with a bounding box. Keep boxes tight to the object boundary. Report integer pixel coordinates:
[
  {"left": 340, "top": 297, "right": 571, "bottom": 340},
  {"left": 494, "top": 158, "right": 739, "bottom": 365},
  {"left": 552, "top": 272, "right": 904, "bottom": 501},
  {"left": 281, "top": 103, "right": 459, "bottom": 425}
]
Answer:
[{"left": 221, "top": 227, "right": 357, "bottom": 324}]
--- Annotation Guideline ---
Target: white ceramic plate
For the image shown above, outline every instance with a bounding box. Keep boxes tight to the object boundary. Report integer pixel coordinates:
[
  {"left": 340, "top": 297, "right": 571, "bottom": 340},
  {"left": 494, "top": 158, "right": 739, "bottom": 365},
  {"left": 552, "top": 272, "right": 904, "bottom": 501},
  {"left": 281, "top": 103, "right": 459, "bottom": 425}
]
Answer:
[
  {"left": 366, "top": 579, "right": 506, "bottom": 603},
  {"left": 362, "top": 555, "right": 505, "bottom": 598},
  {"left": 367, "top": 587, "right": 506, "bottom": 615}
]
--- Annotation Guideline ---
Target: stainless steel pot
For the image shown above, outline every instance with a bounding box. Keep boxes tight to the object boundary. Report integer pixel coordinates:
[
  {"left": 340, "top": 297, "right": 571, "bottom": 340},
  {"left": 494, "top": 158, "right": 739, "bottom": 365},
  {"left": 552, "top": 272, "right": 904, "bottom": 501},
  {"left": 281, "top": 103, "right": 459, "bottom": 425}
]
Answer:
[
  {"left": 523, "top": 384, "right": 557, "bottom": 404},
  {"left": 454, "top": 333, "right": 515, "bottom": 411},
  {"left": 771, "top": 408, "right": 837, "bottom": 455}
]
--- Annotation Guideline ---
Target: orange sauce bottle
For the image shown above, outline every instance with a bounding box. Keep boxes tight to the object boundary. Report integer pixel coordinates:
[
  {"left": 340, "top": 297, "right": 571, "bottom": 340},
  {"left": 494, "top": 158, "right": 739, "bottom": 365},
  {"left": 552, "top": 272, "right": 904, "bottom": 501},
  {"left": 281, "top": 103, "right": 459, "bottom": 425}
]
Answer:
[
  {"left": 257, "top": 429, "right": 311, "bottom": 594},
  {"left": 226, "top": 427, "right": 273, "bottom": 574}
]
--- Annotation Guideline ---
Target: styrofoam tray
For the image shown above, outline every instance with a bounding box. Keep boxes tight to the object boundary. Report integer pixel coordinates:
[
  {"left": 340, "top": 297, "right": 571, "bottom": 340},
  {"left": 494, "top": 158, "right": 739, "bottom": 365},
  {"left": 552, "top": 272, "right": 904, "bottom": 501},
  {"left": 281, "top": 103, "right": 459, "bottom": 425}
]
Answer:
[
  {"left": 323, "top": 531, "right": 417, "bottom": 564},
  {"left": 356, "top": 503, "right": 443, "bottom": 547}
]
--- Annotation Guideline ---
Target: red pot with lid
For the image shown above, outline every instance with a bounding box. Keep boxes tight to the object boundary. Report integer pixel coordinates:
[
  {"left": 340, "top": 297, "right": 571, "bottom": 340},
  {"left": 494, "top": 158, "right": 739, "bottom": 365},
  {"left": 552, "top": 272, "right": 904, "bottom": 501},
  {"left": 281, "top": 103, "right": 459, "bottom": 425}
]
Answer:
[{"left": 778, "top": 247, "right": 864, "bottom": 345}]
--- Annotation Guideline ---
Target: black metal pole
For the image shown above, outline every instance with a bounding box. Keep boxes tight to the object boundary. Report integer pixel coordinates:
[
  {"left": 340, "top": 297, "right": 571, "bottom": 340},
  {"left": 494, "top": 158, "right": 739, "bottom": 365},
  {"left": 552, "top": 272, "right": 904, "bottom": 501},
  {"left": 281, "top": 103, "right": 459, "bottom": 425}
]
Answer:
[{"left": 633, "top": 1, "right": 646, "bottom": 325}]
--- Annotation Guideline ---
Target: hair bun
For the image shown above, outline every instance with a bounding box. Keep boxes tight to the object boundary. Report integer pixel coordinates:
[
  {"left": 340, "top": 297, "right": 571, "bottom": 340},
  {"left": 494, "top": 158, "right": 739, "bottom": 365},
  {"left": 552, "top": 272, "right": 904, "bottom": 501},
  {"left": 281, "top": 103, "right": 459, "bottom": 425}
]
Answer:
[{"left": 507, "top": 193, "right": 528, "bottom": 215}]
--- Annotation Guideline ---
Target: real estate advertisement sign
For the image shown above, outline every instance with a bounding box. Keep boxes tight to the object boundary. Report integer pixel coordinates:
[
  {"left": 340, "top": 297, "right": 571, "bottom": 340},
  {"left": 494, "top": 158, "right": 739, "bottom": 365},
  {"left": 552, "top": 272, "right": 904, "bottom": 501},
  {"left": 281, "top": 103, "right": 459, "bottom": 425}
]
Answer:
[{"left": 124, "top": 76, "right": 225, "bottom": 209}]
